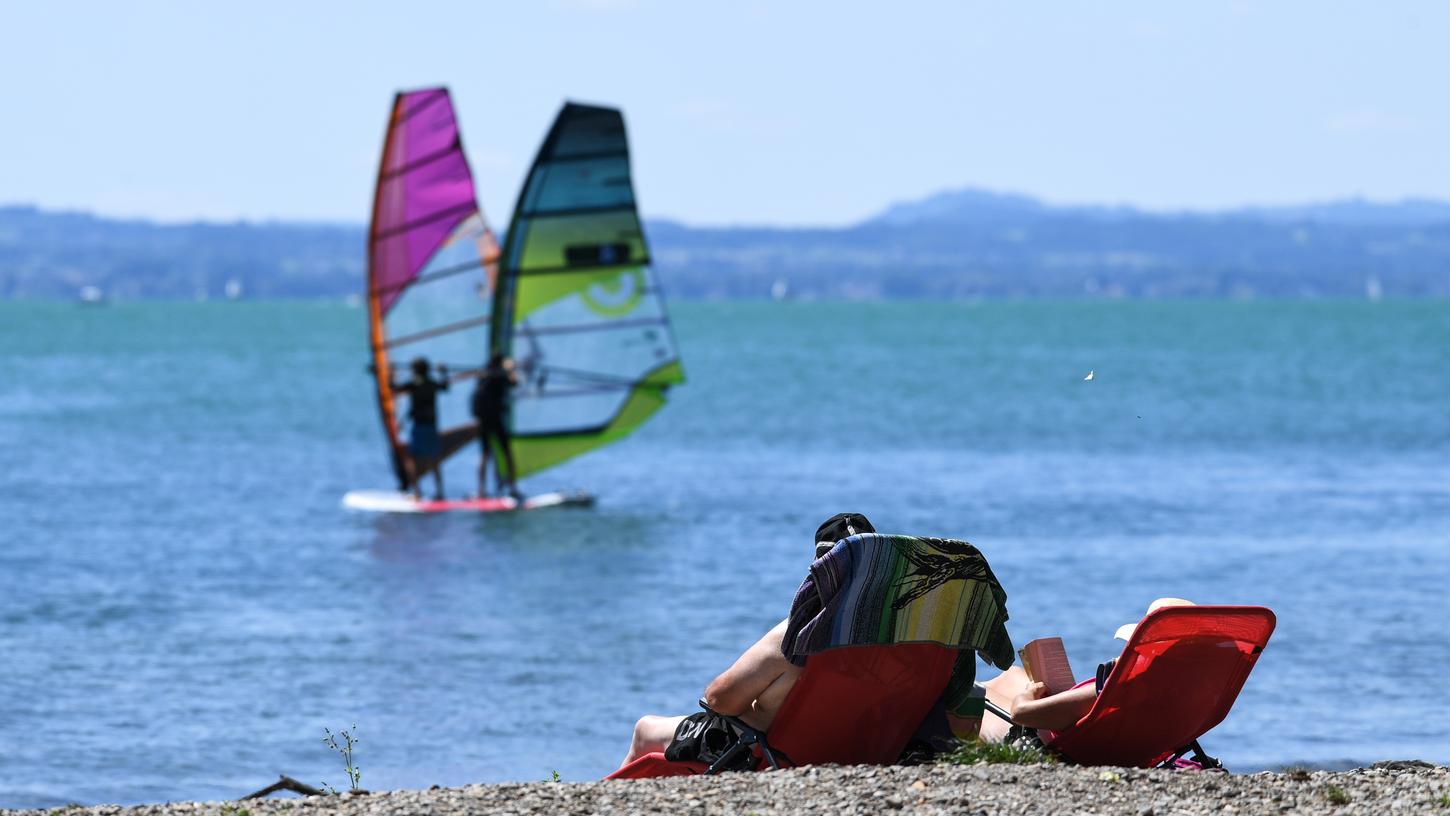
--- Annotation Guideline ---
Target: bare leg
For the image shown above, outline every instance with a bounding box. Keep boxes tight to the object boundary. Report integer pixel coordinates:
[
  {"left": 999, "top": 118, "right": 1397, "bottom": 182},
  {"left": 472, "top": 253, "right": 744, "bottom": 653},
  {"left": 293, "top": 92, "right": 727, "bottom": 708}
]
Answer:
[
  {"left": 431, "top": 466, "right": 445, "bottom": 501},
  {"left": 620, "top": 714, "right": 686, "bottom": 768},
  {"left": 979, "top": 666, "right": 1032, "bottom": 743}
]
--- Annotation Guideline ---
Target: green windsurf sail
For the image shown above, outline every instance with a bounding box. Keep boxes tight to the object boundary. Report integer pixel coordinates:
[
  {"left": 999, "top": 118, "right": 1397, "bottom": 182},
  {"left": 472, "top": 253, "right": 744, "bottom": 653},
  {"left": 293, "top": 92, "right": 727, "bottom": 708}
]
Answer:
[{"left": 489, "top": 102, "right": 684, "bottom": 479}]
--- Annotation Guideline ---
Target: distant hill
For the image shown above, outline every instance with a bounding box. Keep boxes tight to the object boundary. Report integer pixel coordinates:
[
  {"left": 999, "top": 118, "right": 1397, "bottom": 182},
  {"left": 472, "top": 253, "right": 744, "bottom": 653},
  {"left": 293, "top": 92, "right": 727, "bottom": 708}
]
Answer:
[
  {"left": 869, "top": 188, "right": 1049, "bottom": 225},
  {"left": 0, "top": 206, "right": 359, "bottom": 300},
  {"left": 3, "top": 189, "right": 1450, "bottom": 299},
  {"left": 869, "top": 188, "right": 1450, "bottom": 229},
  {"left": 649, "top": 189, "right": 1450, "bottom": 298}
]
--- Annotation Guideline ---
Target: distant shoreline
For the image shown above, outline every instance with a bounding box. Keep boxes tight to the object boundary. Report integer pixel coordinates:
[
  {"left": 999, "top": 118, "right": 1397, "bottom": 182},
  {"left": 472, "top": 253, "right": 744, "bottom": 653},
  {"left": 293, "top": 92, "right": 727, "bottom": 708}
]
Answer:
[{"left": 7, "top": 195, "right": 1450, "bottom": 300}]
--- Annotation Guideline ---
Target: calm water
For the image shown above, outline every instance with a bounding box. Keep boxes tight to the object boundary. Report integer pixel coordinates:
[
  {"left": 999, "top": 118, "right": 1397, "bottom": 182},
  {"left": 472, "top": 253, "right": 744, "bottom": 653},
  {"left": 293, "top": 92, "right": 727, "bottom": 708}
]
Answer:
[{"left": 1, "top": 300, "right": 1448, "bottom": 807}]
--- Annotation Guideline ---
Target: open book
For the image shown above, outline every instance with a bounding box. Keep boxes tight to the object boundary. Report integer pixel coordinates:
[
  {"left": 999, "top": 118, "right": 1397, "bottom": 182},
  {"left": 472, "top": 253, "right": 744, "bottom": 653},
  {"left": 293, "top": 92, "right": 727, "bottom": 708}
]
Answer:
[{"left": 1018, "top": 637, "right": 1076, "bottom": 695}]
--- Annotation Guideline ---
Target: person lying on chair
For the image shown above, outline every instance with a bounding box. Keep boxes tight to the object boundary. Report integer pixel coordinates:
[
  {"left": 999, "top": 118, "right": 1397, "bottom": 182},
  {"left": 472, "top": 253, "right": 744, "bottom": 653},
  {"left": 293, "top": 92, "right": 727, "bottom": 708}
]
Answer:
[
  {"left": 977, "top": 598, "right": 1194, "bottom": 741},
  {"left": 619, "top": 513, "right": 875, "bottom": 768}
]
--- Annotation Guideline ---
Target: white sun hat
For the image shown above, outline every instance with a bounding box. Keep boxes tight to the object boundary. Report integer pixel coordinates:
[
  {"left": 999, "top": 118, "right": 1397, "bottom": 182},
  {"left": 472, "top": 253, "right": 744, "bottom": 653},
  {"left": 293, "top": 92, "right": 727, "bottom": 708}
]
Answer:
[{"left": 1114, "top": 597, "right": 1196, "bottom": 641}]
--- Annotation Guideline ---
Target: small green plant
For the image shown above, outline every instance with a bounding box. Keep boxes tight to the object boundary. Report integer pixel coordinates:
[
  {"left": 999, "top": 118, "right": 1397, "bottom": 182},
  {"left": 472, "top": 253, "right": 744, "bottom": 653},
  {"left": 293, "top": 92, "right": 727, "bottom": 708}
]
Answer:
[
  {"left": 321, "top": 723, "right": 362, "bottom": 794},
  {"left": 1324, "top": 784, "right": 1350, "bottom": 805},
  {"left": 1434, "top": 793, "right": 1450, "bottom": 808},
  {"left": 940, "top": 738, "right": 1056, "bottom": 766},
  {"left": 550, "top": 770, "right": 561, "bottom": 783}
]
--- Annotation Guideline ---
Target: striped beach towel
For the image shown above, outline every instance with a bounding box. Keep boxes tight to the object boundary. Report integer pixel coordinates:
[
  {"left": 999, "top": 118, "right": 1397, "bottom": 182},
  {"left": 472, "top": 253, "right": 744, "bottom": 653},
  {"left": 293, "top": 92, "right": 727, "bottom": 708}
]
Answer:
[{"left": 781, "top": 533, "right": 1014, "bottom": 739}]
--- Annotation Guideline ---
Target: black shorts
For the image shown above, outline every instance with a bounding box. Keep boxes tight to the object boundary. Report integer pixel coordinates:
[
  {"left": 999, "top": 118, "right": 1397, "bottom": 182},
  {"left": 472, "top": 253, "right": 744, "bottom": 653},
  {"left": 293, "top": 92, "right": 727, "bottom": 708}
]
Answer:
[{"left": 477, "top": 420, "right": 509, "bottom": 448}]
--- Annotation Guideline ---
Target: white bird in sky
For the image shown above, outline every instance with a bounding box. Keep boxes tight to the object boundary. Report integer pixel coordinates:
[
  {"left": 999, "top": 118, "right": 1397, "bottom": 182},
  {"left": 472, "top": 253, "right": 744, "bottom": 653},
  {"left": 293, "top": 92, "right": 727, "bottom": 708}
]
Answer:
[{"left": 1084, "top": 370, "right": 1095, "bottom": 381}]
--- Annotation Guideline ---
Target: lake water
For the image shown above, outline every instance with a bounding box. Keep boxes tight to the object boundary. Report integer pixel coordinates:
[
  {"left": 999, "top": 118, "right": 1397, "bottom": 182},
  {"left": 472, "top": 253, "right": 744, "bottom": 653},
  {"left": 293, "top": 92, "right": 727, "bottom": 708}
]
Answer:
[{"left": 1, "top": 300, "right": 1447, "bottom": 807}]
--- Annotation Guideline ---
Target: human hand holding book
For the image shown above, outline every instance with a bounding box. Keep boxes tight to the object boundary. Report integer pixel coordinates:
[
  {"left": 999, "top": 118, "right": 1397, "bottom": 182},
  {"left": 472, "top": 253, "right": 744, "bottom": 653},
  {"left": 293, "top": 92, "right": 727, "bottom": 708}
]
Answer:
[
  {"left": 1008, "top": 638, "right": 1098, "bottom": 732},
  {"left": 1018, "top": 637, "right": 1076, "bottom": 696}
]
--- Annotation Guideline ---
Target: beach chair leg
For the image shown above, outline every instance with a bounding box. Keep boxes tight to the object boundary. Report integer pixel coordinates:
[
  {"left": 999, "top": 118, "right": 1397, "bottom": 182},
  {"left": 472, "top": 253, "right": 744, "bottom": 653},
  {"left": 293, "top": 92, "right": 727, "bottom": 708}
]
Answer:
[
  {"left": 1186, "top": 740, "right": 1223, "bottom": 770},
  {"left": 1157, "top": 739, "right": 1224, "bottom": 771},
  {"left": 705, "top": 738, "right": 757, "bottom": 774},
  {"left": 757, "top": 740, "right": 781, "bottom": 770}
]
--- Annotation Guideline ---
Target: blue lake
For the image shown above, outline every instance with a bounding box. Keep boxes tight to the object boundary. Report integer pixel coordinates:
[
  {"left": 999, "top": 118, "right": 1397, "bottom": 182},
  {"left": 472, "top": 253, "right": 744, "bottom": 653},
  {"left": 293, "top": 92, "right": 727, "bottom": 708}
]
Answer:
[{"left": 1, "top": 300, "right": 1447, "bottom": 807}]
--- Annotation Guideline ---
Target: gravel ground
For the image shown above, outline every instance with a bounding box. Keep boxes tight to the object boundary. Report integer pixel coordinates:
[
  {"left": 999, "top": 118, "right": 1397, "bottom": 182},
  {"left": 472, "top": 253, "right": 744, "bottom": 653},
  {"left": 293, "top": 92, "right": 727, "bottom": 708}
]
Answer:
[{"left": 8, "top": 762, "right": 1447, "bottom": 816}]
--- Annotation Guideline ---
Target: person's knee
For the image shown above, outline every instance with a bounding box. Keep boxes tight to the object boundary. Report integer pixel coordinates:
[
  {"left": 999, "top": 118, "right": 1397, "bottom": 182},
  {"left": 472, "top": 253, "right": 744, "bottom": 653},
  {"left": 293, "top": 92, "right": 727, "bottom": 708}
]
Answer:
[
  {"left": 631, "top": 715, "right": 656, "bottom": 740},
  {"left": 631, "top": 715, "right": 667, "bottom": 750},
  {"left": 627, "top": 717, "right": 650, "bottom": 757}
]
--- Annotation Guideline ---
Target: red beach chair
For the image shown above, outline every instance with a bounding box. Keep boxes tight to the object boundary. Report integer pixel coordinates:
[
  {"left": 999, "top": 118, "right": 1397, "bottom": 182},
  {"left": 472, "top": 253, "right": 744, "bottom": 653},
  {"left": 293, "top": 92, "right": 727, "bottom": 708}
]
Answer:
[
  {"left": 991, "top": 605, "right": 1276, "bottom": 769},
  {"left": 607, "top": 642, "right": 960, "bottom": 779}
]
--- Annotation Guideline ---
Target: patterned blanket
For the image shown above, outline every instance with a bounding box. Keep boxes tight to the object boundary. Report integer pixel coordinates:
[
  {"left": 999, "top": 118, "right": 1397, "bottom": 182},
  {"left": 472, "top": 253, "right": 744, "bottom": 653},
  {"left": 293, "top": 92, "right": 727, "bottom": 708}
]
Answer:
[{"left": 781, "top": 533, "right": 1014, "bottom": 739}]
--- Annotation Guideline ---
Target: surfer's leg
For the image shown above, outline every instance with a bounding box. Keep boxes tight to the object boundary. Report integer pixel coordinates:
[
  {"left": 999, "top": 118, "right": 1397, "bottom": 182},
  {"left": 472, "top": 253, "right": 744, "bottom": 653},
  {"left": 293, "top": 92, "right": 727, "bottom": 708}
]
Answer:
[
  {"left": 498, "top": 426, "right": 520, "bottom": 497},
  {"left": 477, "top": 433, "right": 492, "bottom": 497},
  {"left": 403, "top": 455, "right": 420, "bottom": 498},
  {"left": 621, "top": 714, "right": 686, "bottom": 768}
]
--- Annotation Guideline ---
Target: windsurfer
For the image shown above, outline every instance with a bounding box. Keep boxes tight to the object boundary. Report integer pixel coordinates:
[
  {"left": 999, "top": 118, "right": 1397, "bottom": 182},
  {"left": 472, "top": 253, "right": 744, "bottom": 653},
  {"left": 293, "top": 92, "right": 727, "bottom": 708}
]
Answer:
[
  {"left": 392, "top": 357, "right": 450, "bottom": 499},
  {"left": 472, "top": 353, "right": 522, "bottom": 499}
]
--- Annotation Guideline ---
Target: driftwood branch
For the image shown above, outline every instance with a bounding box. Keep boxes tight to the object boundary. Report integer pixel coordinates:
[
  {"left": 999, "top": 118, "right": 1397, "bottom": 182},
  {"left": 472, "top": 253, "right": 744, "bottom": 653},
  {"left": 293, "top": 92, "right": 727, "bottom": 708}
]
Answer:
[{"left": 241, "top": 775, "right": 325, "bottom": 800}]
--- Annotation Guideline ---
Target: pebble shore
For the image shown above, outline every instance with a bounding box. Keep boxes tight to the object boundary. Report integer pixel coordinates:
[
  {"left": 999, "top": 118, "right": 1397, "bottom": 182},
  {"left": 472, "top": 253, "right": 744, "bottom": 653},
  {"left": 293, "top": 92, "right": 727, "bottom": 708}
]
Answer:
[{"left": 9, "top": 761, "right": 1446, "bottom": 816}]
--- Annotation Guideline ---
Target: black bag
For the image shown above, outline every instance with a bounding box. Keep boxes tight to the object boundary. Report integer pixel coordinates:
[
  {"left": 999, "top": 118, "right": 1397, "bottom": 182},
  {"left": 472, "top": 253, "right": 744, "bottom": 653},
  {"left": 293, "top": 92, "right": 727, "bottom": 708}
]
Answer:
[{"left": 664, "top": 712, "right": 753, "bottom": 771}]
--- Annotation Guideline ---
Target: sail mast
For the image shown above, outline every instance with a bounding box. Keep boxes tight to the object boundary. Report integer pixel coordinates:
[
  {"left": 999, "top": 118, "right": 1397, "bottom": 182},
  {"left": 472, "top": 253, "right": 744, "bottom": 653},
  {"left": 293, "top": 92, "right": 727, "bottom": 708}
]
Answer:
[{"left": 367, "top": 91, "right": 411, "bottom": 488}]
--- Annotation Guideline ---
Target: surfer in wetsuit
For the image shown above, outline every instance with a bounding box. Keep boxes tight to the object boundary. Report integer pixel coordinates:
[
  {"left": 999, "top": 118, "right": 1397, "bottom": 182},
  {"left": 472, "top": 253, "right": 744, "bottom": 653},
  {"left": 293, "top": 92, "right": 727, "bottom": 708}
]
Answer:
[
  {"left": 392, "top": 356, "right": 449, "bottom": 500},
  {"left": 472, "top": 353, "right": 521, "bottom": 499}
]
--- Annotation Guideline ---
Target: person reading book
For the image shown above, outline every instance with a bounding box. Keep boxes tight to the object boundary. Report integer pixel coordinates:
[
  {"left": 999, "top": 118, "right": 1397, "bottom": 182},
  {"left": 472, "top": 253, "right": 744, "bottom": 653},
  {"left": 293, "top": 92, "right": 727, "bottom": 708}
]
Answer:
[{"left": 977, "top": 598, "right": 1194, "bottom": 741}]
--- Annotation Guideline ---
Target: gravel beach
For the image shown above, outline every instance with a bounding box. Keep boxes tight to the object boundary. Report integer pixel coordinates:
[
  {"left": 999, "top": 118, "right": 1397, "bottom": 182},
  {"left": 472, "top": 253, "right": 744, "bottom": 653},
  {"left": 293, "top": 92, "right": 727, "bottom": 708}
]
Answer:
[{"left": 9, "top": 762, "right": 1446, "bottom": 816}]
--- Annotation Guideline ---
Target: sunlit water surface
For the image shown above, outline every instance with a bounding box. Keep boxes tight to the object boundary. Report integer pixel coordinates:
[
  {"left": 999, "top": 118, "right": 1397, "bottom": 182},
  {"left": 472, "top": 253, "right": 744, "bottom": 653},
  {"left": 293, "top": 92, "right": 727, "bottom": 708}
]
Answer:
[{"left": 1, "top": 300, "right": 1447, "bottom": 807}]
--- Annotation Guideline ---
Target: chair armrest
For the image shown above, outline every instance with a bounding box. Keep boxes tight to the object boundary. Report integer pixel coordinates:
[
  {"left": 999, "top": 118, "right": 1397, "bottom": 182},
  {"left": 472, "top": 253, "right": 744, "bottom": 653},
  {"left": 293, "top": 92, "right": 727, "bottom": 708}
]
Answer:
[{"left": 983, "top": 697, "right": 1018, "bottom": 725}]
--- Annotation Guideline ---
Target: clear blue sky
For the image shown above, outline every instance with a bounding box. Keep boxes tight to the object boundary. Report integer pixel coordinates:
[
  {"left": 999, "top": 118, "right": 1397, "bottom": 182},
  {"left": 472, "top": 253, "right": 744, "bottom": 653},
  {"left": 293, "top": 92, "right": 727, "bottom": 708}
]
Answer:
[{"left": 2, "top": 1, "right": 1446, "bottom": 226}]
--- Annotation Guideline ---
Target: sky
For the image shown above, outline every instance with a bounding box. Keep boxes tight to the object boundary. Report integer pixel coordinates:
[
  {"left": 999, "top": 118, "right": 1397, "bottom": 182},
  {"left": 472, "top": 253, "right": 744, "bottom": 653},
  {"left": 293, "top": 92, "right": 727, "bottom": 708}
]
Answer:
[{"left": 2, "top": 1, "right": 1447, "bottom": 226}]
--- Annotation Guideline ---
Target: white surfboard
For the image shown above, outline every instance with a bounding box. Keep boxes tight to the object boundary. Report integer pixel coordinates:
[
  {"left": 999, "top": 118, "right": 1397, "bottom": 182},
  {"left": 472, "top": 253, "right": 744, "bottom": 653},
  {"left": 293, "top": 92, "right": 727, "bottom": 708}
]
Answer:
[{"left": 341, "top": 489, "right": 594, "bottom": 514}]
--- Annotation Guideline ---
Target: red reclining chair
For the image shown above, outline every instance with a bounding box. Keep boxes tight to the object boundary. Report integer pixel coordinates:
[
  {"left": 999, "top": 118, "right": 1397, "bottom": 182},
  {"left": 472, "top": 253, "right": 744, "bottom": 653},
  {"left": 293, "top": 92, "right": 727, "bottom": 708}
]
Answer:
[
  {"left": 987, "top": 605, "right": 1276, "bottom": 769},
  {"left": 608, "top": 642, "right": 961, "bottom": 779}
]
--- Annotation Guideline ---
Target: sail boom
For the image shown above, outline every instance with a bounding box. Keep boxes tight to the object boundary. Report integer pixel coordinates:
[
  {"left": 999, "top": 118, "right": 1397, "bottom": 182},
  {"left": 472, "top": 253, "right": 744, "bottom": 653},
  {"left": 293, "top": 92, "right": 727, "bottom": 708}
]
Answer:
[{"left": 517, "top": 316, "right": 667, "bottom": 338}]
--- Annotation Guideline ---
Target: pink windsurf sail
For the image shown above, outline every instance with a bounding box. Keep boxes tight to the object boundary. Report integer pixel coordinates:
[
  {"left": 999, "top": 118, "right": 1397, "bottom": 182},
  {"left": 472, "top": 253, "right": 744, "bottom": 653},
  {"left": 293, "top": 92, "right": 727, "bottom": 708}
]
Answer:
[{"left": 366, "top": 87, "right": 499, "bottom": 490}]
